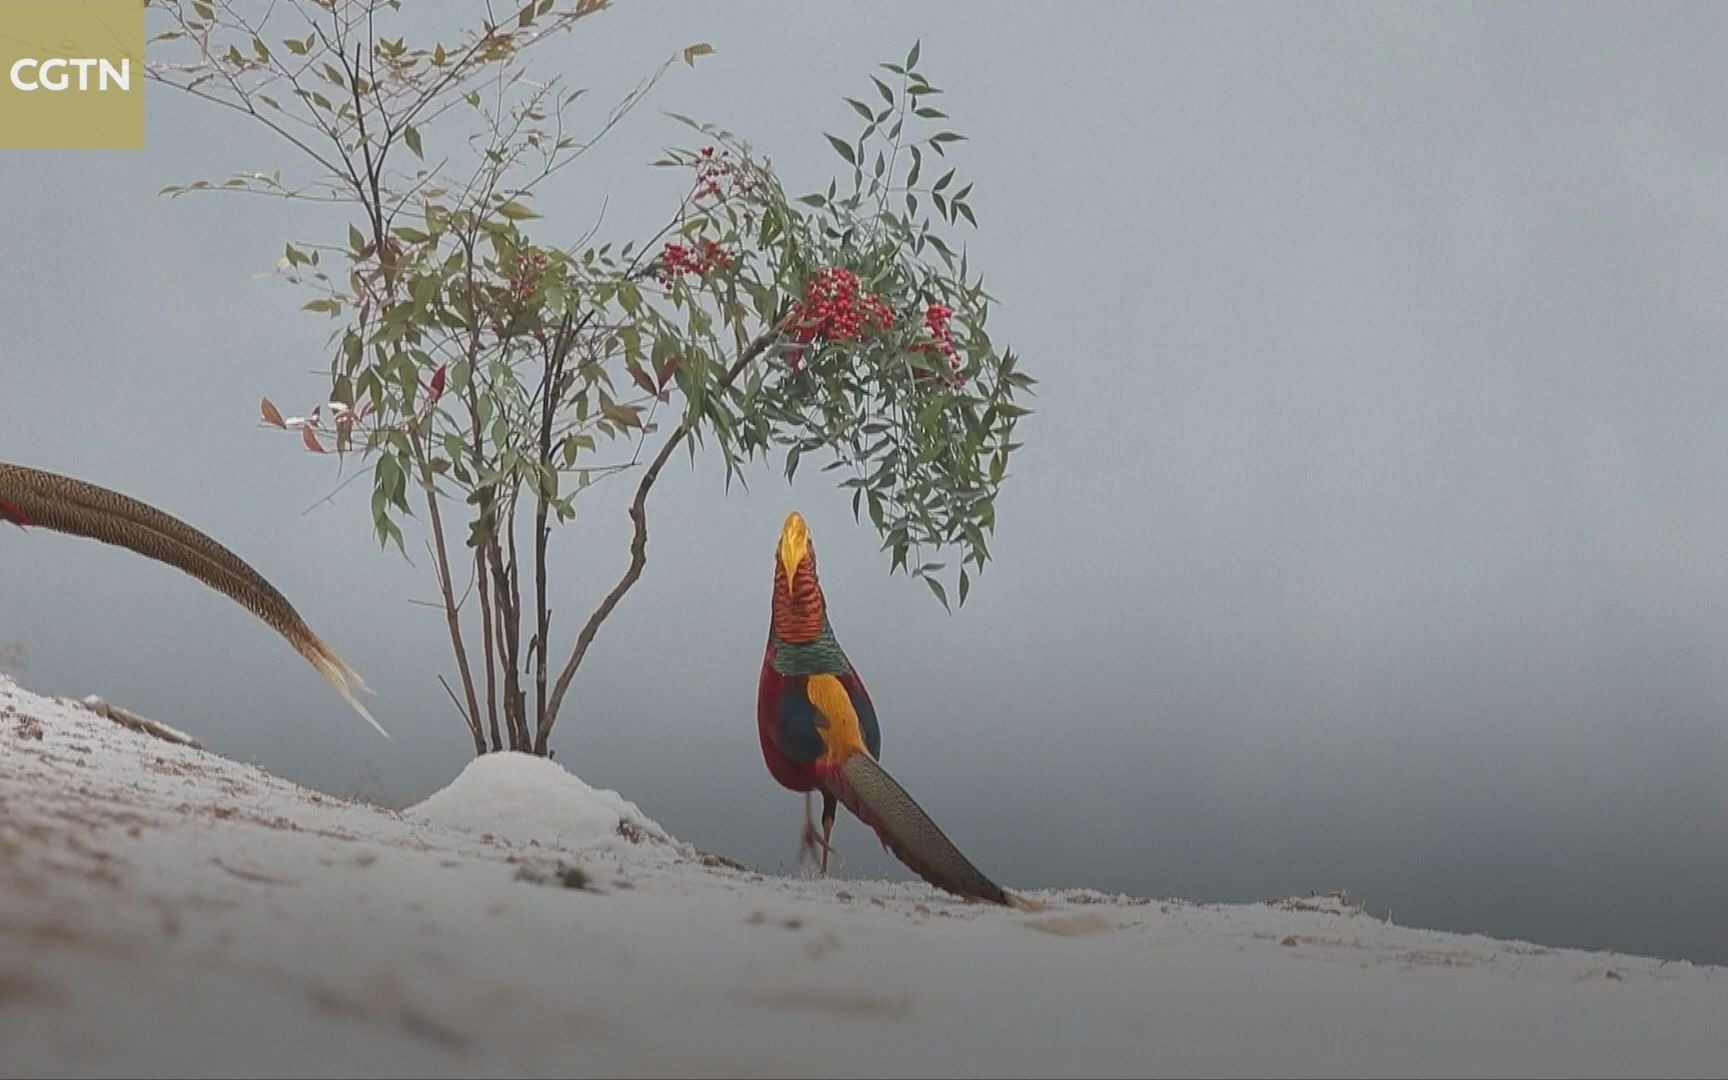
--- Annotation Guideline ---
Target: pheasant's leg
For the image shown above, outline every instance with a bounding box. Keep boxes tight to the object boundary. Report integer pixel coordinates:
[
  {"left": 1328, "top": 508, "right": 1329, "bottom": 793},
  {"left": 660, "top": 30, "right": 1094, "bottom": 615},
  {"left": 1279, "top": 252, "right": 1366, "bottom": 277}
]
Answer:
[
  {"left": 819, "top": 790, "right": 838, "bottom": 875},
  {"left": 798, "top": 791, "right": 824, "bottom": 866}
]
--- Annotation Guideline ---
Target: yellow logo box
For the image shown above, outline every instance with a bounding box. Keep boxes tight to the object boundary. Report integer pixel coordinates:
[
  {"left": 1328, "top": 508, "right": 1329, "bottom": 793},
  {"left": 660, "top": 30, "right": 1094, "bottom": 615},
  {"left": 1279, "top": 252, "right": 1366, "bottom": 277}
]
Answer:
[{"left": 0, "top": 0, "right": 145, "bottom": 149}]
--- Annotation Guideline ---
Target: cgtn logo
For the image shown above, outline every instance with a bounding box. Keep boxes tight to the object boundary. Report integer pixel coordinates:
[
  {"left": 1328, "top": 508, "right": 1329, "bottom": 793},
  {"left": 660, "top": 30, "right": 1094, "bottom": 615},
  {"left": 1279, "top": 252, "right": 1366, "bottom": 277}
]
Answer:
[
  {"left": 9, "top": 57, "right": 132, "bottom": 93},
  {"left": 0, "top": 0, "right": 145, "bottom": 149}
]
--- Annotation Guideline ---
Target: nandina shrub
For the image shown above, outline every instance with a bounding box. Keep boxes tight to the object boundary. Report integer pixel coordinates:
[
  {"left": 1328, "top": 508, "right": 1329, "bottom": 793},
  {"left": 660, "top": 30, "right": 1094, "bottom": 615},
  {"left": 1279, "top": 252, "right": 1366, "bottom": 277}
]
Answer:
[{"left": 150, "top": 6, "right": 1032, "bottom": 755}]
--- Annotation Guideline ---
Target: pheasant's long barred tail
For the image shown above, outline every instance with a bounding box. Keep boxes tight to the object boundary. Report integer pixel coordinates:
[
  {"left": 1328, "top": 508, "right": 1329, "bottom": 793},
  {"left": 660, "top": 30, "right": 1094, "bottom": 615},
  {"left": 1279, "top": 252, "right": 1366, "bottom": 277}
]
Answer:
[
  {"left": 836, "top": 753, "right": 1021, "bottom": 907},
  {"left": 0, "top": 463, "right": 388, "bottom": 738}
]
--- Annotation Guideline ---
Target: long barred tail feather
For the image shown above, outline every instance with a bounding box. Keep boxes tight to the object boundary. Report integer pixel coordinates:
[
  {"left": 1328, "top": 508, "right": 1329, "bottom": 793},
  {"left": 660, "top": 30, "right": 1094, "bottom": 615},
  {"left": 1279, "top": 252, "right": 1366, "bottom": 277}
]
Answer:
[
  {"left": 832, "top": 753, "right": 1026, "bottom": 907},
  {"left": 0, "top": 462, "right": 387, "bottom": 738}
]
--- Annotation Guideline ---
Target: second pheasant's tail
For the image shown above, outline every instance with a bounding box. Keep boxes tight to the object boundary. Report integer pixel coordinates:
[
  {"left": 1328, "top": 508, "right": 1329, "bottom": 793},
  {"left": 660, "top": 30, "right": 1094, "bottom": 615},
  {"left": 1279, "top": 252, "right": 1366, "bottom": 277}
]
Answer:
[
  {"left": 0, "top": 463, "right": 387, "bottom": 738},
  {"left": 831, "top": 753, "right": 1029, "bottom": 908},
  {"left": 298, "top": 638, "right": 386, "bottom": 740}
]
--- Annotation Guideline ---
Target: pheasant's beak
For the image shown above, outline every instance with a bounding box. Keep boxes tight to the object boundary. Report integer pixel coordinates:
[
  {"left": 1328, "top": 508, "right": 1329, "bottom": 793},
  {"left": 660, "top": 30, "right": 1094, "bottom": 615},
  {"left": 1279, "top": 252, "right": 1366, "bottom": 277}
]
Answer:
[{"left": 779, "top": 511, "right": 810, "bottom": 584}]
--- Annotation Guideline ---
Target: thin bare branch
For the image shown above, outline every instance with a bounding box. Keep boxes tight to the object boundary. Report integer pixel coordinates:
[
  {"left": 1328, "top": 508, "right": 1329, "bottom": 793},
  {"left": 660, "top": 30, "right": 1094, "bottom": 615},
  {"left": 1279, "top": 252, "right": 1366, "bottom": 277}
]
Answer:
[{"left": 540, "top": 312, "right": 791, "bottom": 750}]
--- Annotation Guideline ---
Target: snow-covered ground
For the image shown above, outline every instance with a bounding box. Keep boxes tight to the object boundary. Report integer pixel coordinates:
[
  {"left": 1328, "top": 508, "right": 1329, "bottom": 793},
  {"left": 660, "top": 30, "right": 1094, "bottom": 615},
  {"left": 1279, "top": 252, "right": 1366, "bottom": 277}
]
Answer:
[{"left": 1, "top": 673, "right": 1724, "bottom": 1079}]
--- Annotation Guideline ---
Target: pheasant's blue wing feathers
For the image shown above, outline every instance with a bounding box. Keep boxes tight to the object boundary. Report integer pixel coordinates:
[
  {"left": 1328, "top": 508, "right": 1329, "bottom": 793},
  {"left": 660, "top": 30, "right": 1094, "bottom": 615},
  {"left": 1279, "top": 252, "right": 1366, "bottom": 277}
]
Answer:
[
  {"left": 843, "top": 669, "right": 882, "bottom": 759},
  {"left": 774, "top": 680, "right": 827, "bottom": 766}
]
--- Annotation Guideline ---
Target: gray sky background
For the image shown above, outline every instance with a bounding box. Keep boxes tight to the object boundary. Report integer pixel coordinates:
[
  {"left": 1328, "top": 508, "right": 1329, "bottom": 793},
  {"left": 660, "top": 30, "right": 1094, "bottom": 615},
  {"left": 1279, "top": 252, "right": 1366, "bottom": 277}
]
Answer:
[{"left": 4, "top": 3, "right": 1728, "bottom": 966}]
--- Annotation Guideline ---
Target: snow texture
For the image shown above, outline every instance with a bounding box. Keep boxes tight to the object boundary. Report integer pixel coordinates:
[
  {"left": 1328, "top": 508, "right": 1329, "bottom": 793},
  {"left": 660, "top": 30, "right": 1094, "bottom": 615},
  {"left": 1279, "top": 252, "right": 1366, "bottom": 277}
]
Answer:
[
  {"left": 407, "top": 750, "right": 678, "bottom": 855},
  {"left": 0, "top": 673, "right": 1723, "bottom": 1078}
]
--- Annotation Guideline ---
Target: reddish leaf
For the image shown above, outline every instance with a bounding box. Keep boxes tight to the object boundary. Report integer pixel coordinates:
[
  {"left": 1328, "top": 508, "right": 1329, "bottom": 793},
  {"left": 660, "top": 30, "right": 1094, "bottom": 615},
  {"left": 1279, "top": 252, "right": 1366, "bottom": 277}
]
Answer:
[
  {"left": 626, "top": 361, "right": 657, "bottom": 397},
  {"left": 426, "top": 363, "right": 447, "bottom": 406},
  {"left": 302, "top": 427, "right": 326, "bottom": 454},
  {"left": 260, "top": 397, "right": 286, "bottom": 428},
  {"left": 655, "top": 354, "right": 682, "bottom": 390}
]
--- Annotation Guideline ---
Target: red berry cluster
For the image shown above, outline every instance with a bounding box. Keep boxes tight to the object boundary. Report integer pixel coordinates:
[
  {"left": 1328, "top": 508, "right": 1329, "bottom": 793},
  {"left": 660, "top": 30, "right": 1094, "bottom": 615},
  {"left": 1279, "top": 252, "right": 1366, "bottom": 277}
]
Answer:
[
  {"left": 922, "top": 303, "right": 965, "bottom": 387},
  {"left": 784, "top": 268, "right": 966, "bottom": 387},
  {"left": 787, "top": 267, "right": 896, "bottom": 369},
  {"left": 491, "top": 249, "right": 553, "bottom": 347},
  {"left": 508, "top": 250, "right": 550, "bottom": 301},
  {"left": 693, "top": 146, "right": 750, "bottom": 202},
  {"left": 658, "top": 238, "right": 734, "bottom": 286},
  {"left": 862, "top": 293, "right": 896, "bottom": 333}
]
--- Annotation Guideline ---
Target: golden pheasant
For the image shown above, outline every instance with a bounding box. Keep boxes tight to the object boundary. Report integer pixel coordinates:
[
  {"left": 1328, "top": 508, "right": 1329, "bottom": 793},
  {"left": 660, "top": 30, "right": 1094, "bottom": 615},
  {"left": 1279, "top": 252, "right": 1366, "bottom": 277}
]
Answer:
[{"left": 757, "top": 510, "right": 1022, "bottom": 906}]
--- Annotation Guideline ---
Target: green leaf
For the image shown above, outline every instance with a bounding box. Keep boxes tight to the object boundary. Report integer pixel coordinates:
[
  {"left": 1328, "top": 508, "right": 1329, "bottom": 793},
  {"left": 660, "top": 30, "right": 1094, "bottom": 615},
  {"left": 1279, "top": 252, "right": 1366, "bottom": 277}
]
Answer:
[
  {"left": 959, "top": 568, "right": 971, "bottom": 607},
  {"left": 601, "top": 398, "right": 643, "bottom": 429},
  {"left": 496, "top": 199, "right": 540, "bottom": 221},
  {"left": 871, "top": 75, "right": 895, "bottom": 105},
  {"left": 824, "top": 134, "right": 856, "bottom": 166},
  {"left": 918, "top": 395, "right": 949, "bottom": 430},
  {"left": 411, "top": 273, "right": 441, "bottom": 307},
  {"left": 907, "top": 40, "right": 922, "bottom": 69},
  {"left": 845, "top": 97, "right": 875, "bottom": 122},
  {"left": 404, "top": 124, "right": 423, "bottom": 159},
  {"left": 924, "top": 575, "right": 949, "bottom": 610}
]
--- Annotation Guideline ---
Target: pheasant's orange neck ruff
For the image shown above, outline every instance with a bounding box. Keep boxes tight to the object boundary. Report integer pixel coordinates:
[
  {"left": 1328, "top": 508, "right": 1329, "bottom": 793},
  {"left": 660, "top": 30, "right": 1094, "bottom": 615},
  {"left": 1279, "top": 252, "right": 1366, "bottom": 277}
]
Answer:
[
  {"left": 772, "top": 559, "right": 826, "bottom": 643},
  {"left": 771, "top": 559, "right": 850, "bottom": 675}
]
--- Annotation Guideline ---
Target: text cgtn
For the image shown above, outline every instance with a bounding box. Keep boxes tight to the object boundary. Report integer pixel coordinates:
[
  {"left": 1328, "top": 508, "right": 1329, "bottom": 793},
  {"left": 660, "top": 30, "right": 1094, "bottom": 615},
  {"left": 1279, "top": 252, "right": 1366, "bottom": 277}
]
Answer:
[{"left": 8, "top": 58, "right": 131, "bottom": 93}]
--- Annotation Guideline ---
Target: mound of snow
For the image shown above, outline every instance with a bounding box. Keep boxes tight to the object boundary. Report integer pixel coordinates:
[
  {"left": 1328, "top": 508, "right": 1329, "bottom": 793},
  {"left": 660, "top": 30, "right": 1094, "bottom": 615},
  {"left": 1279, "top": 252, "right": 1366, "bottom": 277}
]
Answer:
[{"left": 407, "top": 751, "right": 677, "bottom": 855}]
